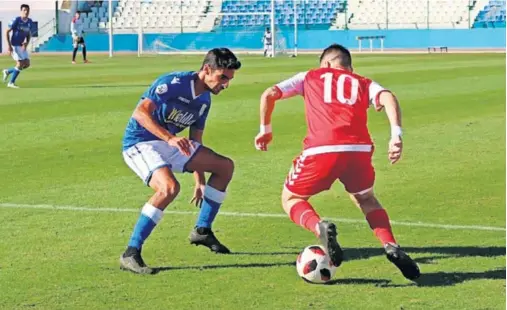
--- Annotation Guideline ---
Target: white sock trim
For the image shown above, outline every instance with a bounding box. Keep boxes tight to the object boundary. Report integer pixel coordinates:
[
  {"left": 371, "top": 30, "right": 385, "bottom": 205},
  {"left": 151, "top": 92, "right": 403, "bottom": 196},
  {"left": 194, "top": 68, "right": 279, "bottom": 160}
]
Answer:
[
  {"left": 141, "top": 203, "right": 164, "bottom": 224},
  {"left": 204, "top": 185, "right": 226, "bottom": 203}
]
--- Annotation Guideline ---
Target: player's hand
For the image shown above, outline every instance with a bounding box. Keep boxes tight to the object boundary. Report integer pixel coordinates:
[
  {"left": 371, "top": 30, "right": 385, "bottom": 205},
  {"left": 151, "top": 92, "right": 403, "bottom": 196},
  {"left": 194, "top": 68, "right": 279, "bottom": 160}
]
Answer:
[
  {"left": 22, "top": 43, "right": 28, "bottom": 51},
  {"left": 7, "top": 46, "right": 13, "bottom": 55},
  {"left": 190, "top": 184, "right": 205, "bottom": 208},
  {"left": 388, "top": 136, "right": 403, "bottom": 164},
  {"left": 254, "top": 132, "right": 273, "bottom": 151},
  {"left": 167, "top": 136, "right": 193, "bottom": 156}
]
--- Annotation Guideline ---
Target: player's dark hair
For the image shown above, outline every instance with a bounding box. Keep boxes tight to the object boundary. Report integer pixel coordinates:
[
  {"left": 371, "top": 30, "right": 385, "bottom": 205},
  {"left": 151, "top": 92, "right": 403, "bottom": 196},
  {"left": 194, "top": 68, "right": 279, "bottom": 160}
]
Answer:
[
  {"left": 202, "top": 48, "right": 242, "bottom": 71},
  {"left": 20, "top": 4, "right": 30, "bottom": 11},
  {"left": 319, "top": 44, "right": 352, "bottom": 67}
]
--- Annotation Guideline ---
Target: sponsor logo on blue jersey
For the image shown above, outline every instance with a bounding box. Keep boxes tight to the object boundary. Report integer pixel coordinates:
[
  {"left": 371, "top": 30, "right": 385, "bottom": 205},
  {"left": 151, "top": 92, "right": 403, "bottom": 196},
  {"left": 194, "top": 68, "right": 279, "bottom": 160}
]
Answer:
[{"left": 122, "top": 71, "right": 212, "bottom": 150}]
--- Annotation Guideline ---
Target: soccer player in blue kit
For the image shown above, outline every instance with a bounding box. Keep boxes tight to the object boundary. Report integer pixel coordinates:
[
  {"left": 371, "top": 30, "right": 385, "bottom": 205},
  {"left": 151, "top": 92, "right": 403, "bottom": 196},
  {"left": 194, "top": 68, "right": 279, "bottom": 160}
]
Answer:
[
  {"left": 2, "top": 4, "right": 33, "bottom": 89},
  {"left": 120, "top": 48, "right": 242, "bottom": 274}
]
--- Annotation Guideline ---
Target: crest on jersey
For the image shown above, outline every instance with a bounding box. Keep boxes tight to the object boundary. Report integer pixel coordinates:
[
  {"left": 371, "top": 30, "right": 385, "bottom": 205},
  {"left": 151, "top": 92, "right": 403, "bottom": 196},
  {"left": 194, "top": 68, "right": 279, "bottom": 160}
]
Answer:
[
  {"left": 199, "top": 104, "right": 208, "bottom": 116},
  {"left": 155, "top": 83, "right": 168, "bottom": 95}
]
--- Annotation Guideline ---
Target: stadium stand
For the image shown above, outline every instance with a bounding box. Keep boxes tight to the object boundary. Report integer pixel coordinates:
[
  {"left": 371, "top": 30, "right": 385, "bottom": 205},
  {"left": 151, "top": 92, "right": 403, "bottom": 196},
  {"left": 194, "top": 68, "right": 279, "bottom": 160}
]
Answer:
[
  {"left": 218, "top": 0, "right": 346, "bottom": 30},
  {"left": 78, "top": 0, "right": 220, "bottom": 33},
  {"left": 340, "top": 0, "right": 475, "bottom": 29},
  {"left": 473, "top": 0, "right": 506, "bottom": 28},
  {"left": 73, "top": 0, "right": 506, "bottom": 33}
]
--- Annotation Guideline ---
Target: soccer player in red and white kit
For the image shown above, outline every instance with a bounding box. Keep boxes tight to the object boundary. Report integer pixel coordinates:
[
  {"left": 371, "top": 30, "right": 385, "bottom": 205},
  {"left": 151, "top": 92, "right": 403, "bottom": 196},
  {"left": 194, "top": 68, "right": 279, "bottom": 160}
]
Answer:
[{"left": 254, "top": 44, "right": 420, "bottom": 281}]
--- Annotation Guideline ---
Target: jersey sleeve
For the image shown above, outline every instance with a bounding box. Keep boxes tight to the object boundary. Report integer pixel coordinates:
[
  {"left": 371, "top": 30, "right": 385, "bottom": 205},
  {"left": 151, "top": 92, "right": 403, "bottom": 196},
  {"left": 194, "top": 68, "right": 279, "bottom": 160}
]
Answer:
[
  {"left": 144, "top": 76, "right": 176, "bottom": 105},
  {"left": 275, "top": 72, "right": 307, "bottom": 99},
  {"left": 8, "top": 17, "right": 18, "bottom": 29},
  {"left": 191, "top": 102, "right": 210, "bottom": 131},
  {"left": 71, "top": 19, "right": 76, "bottom": 34},
  {"left": 368, "top": 80, "right": 391, "bottom": 111}
]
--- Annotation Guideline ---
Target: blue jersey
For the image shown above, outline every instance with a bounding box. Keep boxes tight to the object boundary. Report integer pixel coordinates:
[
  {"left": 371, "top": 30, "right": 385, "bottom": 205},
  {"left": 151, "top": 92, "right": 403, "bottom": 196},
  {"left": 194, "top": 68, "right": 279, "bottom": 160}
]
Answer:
[
  {"left": 122, "top": 71, "right": 212, "bottom": 150},
  {"left": 8, "top": 16, "right": 33, "bottom": 46}
]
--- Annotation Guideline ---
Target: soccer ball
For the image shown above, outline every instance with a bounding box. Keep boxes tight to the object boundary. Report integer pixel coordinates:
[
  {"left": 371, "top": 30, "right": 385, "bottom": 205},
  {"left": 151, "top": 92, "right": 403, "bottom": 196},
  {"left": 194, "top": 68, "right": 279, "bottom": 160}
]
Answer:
[{"left": 296, "top": 245, "right": 337, "bottom": 284}]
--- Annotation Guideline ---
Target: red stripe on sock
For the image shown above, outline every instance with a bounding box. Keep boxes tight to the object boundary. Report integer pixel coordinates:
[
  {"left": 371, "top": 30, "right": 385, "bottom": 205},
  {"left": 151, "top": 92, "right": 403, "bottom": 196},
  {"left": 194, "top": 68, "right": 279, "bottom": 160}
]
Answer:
[
  {"left": 289, "top": 201, "right": 321, "bottom": 237},
  {"left": 366, "top": 209, "right": 396, "bottom": 245}
]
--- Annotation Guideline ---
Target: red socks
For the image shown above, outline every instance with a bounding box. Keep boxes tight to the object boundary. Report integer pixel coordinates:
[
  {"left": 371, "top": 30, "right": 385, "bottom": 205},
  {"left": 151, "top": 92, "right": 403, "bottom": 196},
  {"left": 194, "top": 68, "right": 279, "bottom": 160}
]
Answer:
[
  {"left": 289, "top": 203, "right": 396, "bottom": 244},
  {"left": 366, "top": 209, "right": 396, "bottom": 245},
  {"left": 289, "top": 201, "right": 321, "bottom": 237}
]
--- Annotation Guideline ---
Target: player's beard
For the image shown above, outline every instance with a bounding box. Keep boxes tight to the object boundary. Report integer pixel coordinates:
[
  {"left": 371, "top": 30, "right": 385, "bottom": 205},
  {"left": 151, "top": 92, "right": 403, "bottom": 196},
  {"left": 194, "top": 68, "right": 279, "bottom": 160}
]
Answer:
[{"left": 208, "top": 84, "right": 224, "bottom": 95}]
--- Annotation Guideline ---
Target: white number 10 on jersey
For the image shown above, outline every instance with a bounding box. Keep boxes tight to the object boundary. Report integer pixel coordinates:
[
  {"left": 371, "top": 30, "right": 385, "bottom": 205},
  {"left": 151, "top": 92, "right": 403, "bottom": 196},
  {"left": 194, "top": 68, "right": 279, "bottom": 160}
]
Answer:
[{"left": 320, "top": 72, "right": 359, "bottom": 105}]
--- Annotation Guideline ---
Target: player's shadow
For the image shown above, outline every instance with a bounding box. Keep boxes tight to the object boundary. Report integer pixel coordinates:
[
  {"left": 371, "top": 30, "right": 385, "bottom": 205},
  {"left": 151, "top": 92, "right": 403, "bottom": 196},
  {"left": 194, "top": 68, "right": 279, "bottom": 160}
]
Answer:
[
  {"left": 323, "top": 278, "right": 391, "bottom": 286},
  {"left": 230, "top": 251, "right": 300, "bottom": 256},
  {"left": 342, "top": 246, "right": 506, "bottom": 287},
  {"left": 153, "top": 261, "right": 295, "bottom": 274},
  {"left": 380, "top": 268, "right": 506, "bottom": 288},
  {"left": 343, "top": 246, "right": 506, "bottom": 262}
]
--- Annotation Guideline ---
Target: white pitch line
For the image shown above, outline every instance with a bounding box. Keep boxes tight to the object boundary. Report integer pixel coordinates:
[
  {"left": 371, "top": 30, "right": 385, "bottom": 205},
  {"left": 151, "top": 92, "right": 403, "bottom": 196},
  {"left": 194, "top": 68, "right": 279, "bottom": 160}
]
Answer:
[{"left": 0, "top": 203, "right": 505, "bottom": 232}]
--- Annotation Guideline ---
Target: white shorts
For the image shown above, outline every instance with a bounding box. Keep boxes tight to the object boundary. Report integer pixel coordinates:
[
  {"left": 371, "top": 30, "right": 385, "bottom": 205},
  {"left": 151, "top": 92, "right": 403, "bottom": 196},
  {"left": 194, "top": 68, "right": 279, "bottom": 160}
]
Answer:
[
  {"left": 122, "top": 140, "right": 202, "bottom": 185},
  {"left": 11, "top": 46, "right": 29, "bottom": 61}
]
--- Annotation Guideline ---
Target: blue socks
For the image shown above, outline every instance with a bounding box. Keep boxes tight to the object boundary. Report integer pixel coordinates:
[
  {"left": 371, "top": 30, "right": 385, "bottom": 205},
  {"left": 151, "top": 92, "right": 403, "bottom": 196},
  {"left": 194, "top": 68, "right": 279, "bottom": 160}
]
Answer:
[
  {"left": 127, "top": 186, "right": 225, "bottom": 251},
  {"left": 195, "top": 185, "right": 226, "bottom": 228},
  {"left": 128, "top": 203, "right": 164, "bottom": 250},
  {"left": 10, "top": 68, "right": 21, "bottom": 84}
]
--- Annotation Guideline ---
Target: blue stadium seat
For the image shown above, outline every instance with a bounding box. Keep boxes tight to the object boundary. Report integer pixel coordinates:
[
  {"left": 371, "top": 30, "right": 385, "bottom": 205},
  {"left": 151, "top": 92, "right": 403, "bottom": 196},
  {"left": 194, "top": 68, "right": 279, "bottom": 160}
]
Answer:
[
  {"left": 218, "top": 0, "right": 347, "bottom": 29},
  {"left": 473, "top": 0, "right": 506, "bottom": 28}
]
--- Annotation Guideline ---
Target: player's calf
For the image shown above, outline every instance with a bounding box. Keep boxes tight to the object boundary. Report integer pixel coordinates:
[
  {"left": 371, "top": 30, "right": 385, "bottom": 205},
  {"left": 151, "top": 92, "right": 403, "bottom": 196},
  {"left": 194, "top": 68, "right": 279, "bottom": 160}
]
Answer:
[
  {"left": 350, "top": 190, "right": 397, "bottom": 245},
  {"left": 120, "top": 168, "right": 179, "bottom": 273},
  {"left": 21, "top": 59, "right": 30, "bottom": 70},
  {"left": 282, "top": 190, "right": 321, "bottom": 237},
  {"left": 281, "top": 189, "right": 343, "bottom": 266},
  {"left": 350, "top": 189, "right": 420, "bottom": 279},
  {"left": 185, "top": 147, "right": 235, "bottom": 252}
]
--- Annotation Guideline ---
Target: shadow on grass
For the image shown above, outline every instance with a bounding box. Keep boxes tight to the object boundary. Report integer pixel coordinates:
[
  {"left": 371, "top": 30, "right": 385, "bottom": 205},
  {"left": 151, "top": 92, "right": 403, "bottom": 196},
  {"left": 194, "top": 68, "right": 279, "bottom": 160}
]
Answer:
[{"left": 148, "top": 246, "right": 504, "bottom": 287}]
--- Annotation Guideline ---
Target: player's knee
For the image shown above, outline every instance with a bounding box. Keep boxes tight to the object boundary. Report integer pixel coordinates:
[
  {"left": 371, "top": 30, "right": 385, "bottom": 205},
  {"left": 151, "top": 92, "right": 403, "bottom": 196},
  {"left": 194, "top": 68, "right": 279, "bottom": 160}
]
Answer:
[
  {"left": 281, "top": 188, "right": 306, "bottom": 211},
  {"left": 220, "top": 157, "right": 235, "bottom": 179},
  {"left": 281, "top": 188, "right": 292, "bottom": 205},
  {"left": 352, "top": 190, "right": 378, "bottom": 206},
  {"left": 23, "top": 62, "right": 30, "bottom": 69},
  {"left": 158, "top": 181, "right": 181, "bottom": 201}
]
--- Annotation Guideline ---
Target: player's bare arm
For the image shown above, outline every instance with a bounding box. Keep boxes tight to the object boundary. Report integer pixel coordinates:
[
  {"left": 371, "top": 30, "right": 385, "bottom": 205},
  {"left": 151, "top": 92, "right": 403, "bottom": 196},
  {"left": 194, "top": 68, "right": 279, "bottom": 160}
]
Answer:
[
  {"left": 189, "top": 126, "right": 206, "bottom": 207},
  {"left": 133, "top": 98, "right": 193, "bottom": 156},
  {"left": 378, "top": 91, "right": 403, "bottom": 164},
  {"left": 23, "top": 33, "right": 31, "bottom": 51},
  {"left": 5, "top": 28, "right": 13, "bottom": 53},
  {"left": 255, "top": 86, "right": 282, "bottom": 151}
]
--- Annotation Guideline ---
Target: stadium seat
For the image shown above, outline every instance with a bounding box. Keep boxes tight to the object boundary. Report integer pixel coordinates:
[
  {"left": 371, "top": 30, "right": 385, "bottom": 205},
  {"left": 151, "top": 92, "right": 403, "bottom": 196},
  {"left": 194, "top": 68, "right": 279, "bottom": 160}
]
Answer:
[
  {"left": 473, "top": 0, "right": 507, "bottom": 28},
  {"left": 218, "top": 0, "right": 347, "bottom": 29},
  {"left": 342, "top": 0, "right": 481, "bottom": 30}
]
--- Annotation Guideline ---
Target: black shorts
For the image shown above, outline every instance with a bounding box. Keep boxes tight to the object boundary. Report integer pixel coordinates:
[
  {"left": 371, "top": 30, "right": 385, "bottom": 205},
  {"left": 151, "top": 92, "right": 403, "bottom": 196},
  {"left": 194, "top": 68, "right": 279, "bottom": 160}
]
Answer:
[{"left": 73, "top": 36, "right": 85, "bottom": 45}]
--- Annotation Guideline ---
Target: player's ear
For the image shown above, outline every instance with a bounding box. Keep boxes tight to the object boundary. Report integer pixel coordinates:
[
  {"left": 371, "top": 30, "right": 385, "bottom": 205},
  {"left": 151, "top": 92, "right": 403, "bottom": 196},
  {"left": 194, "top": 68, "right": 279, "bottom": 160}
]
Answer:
[{"left": 201, "top": 64, "right": 208, "bottom": 74}]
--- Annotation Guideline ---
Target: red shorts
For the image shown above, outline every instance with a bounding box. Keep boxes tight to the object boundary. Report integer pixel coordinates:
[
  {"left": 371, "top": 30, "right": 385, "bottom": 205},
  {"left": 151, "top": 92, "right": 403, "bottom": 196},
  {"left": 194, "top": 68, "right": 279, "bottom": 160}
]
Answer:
[{"left": 284, "top": 151, "right": 375, "bottom": 197}]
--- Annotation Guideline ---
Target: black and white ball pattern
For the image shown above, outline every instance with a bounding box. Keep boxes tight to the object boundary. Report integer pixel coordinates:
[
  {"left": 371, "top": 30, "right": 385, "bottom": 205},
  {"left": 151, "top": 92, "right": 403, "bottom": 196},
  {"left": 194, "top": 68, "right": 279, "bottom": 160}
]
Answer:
[{"left": 296, "top": 245, "right": 337, "bottom": 284}]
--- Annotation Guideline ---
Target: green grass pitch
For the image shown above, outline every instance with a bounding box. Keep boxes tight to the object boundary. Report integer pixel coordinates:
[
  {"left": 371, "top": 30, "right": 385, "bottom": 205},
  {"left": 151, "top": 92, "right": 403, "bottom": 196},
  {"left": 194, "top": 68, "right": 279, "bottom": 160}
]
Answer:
[{"left": 0, "top": 53, "right": 505, "bottom": 309}]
